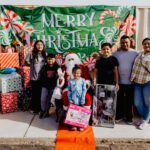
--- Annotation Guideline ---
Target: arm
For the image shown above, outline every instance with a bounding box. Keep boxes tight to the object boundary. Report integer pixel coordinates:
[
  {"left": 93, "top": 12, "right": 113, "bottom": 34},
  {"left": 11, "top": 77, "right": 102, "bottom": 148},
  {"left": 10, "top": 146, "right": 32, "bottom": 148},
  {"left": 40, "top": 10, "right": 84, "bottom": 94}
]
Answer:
[
  {"left": 141, "top": 55, "right": 150, "bottom": 73},
  {"left": 80, "top": 80, "right": 87, "bottom": 105},
  {"left": 93, "top": 68, "right": 97, "bottom": 86},
  {"left": 114, "top": 66, "right": 119, "bottom": 91},
  {"left": 25, "top": 53, "right": 31, "bottom": 66},
  {"left": 68, "top": 80, "right": 73, "bottom": 103}
]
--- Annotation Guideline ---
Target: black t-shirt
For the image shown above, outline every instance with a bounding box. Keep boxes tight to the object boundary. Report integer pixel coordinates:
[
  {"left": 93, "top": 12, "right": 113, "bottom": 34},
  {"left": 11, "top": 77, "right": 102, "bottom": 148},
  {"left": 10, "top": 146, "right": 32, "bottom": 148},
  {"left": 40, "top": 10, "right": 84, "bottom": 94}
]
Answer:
[
  {"left": 40, "top": 63, "right": 59, "bottom": 89},
  {"left": 95, "top": 56, "right": 119, "bottom": 85}
]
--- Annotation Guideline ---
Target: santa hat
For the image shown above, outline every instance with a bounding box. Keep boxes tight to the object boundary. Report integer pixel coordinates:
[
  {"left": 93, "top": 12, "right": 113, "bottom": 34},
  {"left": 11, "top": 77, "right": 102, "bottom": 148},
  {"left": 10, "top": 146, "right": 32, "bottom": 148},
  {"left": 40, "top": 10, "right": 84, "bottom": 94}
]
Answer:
[{"left": 64, "top": 52, "right": 82, "bottom": 65}]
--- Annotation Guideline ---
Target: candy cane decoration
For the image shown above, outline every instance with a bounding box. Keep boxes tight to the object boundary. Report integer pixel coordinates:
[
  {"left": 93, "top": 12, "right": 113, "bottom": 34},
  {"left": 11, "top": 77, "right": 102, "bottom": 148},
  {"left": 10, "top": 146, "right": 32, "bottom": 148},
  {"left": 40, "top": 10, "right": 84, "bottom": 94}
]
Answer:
[
  {"left": 99, "top": 9, "right": 117, "bottom": 25},
  {"left": 19, "top": 21, "right": 34, "bottom": 45},
  {"left": 90, "top": 51, "right": 100, "bottom": 57},
  {"left": 0, "top": 9, "right": 22, "bottom": 34},
  {"left": 120, "top": 14, "right": 136, "bottom": 36},
  {"left": 83, "top": 56, "right": 96, "bottom": 71},
  {"left": 56, "top": 54, "right": 64, "bottom": 66}
]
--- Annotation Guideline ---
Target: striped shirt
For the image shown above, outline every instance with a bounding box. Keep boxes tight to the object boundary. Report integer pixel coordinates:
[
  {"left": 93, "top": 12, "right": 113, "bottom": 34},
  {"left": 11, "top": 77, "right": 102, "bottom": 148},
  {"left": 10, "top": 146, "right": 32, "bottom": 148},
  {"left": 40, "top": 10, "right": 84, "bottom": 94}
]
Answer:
[{"left": 131, "top": 51, "right": 150, "bottom": 84}]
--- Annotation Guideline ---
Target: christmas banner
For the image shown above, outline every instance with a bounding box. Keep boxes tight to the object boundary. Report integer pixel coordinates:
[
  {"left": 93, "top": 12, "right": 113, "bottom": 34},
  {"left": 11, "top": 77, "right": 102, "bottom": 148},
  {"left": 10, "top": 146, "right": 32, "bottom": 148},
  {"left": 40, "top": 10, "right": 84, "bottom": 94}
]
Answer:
[{"left": 0, "top": 5, "right": 136, "bottom": 61}]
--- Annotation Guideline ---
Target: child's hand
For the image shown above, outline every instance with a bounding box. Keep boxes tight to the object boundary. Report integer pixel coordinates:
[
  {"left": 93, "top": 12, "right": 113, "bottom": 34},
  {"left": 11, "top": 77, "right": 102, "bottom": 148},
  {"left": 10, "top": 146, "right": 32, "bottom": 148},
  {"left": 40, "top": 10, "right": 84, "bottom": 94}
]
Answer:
[
  {"left": 115, "top": 84, "right": 119, "bottom": 92},
  {"left": 69, "top": 100, "right": 74, "bottom": 104}
]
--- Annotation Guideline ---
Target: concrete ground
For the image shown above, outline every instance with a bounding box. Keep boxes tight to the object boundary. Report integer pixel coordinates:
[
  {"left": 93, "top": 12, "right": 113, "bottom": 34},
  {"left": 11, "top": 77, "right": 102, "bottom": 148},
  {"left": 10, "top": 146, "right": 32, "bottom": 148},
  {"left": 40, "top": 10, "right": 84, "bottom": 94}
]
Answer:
[{"left": 0, "top": 111, "right": 150, "bottom": 150}]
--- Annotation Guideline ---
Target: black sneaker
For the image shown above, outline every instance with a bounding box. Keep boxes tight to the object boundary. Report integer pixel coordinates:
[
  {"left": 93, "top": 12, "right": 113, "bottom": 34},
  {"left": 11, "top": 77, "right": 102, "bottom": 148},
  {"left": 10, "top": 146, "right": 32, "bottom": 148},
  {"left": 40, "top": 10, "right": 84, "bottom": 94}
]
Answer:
[
  {"left": 39, "top": 111, "right": 44, "bottom": 119},
  {"left": 42, "top": 111, "right": 49, "bottom": 118}
]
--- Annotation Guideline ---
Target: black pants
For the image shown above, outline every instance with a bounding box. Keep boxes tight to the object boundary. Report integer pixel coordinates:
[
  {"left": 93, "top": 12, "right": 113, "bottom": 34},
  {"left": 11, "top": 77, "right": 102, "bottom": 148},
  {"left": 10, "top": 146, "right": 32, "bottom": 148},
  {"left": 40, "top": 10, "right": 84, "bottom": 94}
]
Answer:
[
  {"left": 30, "top": 80, "right": 42, "bottom": 112},
  {"left": 116, "top": 84, "right": 134, "bottom": 121}
]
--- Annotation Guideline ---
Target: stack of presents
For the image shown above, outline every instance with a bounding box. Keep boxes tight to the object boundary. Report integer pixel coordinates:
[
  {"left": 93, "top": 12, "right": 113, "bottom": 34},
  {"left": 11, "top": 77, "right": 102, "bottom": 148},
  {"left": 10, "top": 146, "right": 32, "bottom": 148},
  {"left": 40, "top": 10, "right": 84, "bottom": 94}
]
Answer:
[{"left": 0, "top": 45, "right": 31, "bottom": 113}]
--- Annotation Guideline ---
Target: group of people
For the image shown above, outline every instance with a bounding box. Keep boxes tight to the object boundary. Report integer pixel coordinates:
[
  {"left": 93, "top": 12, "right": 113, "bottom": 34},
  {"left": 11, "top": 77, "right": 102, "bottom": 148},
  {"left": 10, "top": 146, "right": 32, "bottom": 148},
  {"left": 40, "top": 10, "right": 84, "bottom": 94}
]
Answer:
[{"left": 25, "top": 35, "right": 150, "bottom": 131}]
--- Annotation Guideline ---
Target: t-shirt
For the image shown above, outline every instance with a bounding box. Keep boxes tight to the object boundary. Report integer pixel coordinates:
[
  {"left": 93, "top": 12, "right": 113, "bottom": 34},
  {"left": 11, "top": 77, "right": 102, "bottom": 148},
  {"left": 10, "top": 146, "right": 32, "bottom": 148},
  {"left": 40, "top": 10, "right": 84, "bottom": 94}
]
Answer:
[
  {"left": 25, "top": 53, "right": 45, "bottom": 80},
  {"left": 40, "top": 63, "right": 59, "bottom": 89},
  {"left": 113, "top": 48, "right": 138, "bottom": 84},
  {"left": 95, "top": 56, "right": 119, "bottom": 85}
]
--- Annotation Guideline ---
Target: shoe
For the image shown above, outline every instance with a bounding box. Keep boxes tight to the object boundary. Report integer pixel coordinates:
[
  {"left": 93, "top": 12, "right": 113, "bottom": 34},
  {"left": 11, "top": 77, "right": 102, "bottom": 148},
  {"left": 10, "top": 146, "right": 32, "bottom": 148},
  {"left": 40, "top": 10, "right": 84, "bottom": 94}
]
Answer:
[
  {"left": 30, "top": 110, "right": 39, "bottom": 114},
  {"left": 71, "top": 126, "right": 77, "bottom": 131},
  {"left": 138, "top": 120, "right": 148, "bottom": 130},
  {"left": 115, "top": 118, "right": 124, "bottom": 123},
  {"left": 126, "top": 120, "right": 133, "bottom": 125},
  {"left": 42, "top": 111, "right": 49, "bottom": 118},
  {"left": 134, "top": 119, "right": 142, "bottom": 126},
  {"left": 39, "top": 111, "right": 44, "bottom": 119},
  {"left": 78, "top": 127, "right": 84, "bottom": 132}
]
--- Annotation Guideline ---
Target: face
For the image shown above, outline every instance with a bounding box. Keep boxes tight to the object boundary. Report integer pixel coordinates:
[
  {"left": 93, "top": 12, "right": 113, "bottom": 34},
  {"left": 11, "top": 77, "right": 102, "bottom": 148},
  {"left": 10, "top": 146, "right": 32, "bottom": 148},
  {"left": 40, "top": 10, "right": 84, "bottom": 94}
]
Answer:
[
  {"left": 102, "top": 46, "right": 112, "bottom": 58},
  {"left": 36, "top": 41, "right": 44, "bottom": 52},
  {"left": 47, "top": 57, "right": 55, "bottom": 65},
  {"left": 120, "top": 38, "right": 130, "bottom": 50},
  {"left": 143, "top": 39, "right": 150, "bottom": 53},
  {"left": 73, "top": 69, "right": 81, "bottom": 80}
]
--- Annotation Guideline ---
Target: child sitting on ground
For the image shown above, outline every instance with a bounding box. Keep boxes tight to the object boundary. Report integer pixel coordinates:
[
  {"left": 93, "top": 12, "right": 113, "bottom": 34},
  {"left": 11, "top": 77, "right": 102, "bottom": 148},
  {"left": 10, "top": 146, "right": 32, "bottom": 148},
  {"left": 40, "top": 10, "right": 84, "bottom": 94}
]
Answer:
[{"left": 67, "top": 65, "right": 87, "bottom": 131}]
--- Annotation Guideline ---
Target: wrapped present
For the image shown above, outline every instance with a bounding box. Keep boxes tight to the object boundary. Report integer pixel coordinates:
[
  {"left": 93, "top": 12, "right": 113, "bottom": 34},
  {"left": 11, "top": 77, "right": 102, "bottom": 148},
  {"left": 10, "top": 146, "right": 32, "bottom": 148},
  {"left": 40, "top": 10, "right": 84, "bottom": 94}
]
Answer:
[
  {"left": 0, "top": 53, "right": 19, "bottom": 69},
  {"left": 18, "top": 46, "right": 32, "bottom": 66},
  {"left": 0, "top": 92, "right": 18, "bottom": 113},
  {"left": 64, "top": 104, "right": 91, "bottom": 128},
  {"left": 0, "top": 72, "right": 22, "bottom": 93},
  {"left": 17, "top": 66, "right": 30, "bottom": 88}
]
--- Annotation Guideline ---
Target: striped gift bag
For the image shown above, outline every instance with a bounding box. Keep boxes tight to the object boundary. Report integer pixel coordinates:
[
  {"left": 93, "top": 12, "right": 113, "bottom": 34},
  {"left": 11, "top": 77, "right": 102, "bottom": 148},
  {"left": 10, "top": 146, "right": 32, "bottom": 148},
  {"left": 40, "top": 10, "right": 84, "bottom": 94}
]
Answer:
[{"left": 0, "top": 53, "right": 19, "bottom": 69}]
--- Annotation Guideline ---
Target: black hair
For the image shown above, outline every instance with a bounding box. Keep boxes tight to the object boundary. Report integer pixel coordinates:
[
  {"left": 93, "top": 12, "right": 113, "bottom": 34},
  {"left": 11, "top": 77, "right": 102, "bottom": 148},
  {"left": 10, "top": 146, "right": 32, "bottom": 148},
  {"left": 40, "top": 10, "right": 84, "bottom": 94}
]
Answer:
[
  {"left": 120, "top": 35, "right": 130, "bottom": 41},
  {"left": 72, "top": 65, "right": 81, "bottom": 73},
  {"left": 32, "top": 40, "right": 47, "bottom": 61},
  {"left": 47, "top": 53, "right": 55, "bottom": 58},
  {"left": 101, "top": 42, "right": 112, "bottom": 49},
  {"left": 142, "top": 37, "right": 150, "bottom": 45}
]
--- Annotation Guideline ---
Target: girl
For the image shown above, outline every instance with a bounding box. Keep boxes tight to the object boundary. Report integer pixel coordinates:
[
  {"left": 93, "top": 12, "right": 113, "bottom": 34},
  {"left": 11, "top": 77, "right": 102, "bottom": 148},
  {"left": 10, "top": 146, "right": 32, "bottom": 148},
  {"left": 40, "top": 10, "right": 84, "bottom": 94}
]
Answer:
[
  {"left": 25, "top": 40, "right": 47, "bottom": 114},
  {"left": 68, "top": 65, "right": 87, "bottom": 131}
]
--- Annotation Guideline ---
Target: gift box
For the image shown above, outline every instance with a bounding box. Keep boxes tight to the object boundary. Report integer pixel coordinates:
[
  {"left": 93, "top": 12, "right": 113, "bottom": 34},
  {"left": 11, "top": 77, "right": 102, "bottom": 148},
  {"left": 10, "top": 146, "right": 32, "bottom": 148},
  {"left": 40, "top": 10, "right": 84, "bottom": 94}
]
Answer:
[
  {"left": 0, "top": 72, "right": 22, "bottom": 93},
  {"left": 18, "top": 46, "right": 32, "bottom": 66},
  {"left": 0, "top": 53, "right": 19, "bottom": 69},
  {"left": 0, "top": 92, "right": 18, "bottom": 113},
  {"left": 64, "top": 104, "right": 91, "bottom": 128},
  {"left": 17, "top": 66, "right": 30, "bottom": 88}
]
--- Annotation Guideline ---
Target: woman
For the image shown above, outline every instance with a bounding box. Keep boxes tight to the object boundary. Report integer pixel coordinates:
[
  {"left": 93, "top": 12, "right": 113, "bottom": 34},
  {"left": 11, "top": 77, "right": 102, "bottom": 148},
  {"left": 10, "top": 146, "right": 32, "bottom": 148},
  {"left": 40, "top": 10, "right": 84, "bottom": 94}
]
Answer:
[
  {"left": 131, "top": 37, "right": 150, "bottom": 130},
  {"left": 25, "top": 40, "right": 47, "bottom": 113}
]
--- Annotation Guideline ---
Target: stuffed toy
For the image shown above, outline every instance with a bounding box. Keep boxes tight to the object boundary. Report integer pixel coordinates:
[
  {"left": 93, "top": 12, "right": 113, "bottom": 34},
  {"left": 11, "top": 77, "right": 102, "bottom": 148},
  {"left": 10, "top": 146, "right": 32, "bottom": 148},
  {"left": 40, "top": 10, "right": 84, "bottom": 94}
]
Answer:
[{"left": 51, "top": 68, "right": 65, "bottom": 105}]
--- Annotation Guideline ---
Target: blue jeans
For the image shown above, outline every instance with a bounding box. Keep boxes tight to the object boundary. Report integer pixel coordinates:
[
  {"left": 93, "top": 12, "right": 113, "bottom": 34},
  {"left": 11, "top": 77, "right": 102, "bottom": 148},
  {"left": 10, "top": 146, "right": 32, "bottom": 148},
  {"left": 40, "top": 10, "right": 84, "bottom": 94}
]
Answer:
[{"left": 134, "top": 81, "right": 150, "bottom": 121}]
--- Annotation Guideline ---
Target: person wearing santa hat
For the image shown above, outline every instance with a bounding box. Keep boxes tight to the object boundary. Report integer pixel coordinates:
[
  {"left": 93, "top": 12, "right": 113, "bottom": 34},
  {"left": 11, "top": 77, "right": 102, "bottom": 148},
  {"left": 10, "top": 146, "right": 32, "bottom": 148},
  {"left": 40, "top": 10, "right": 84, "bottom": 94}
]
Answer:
[{"left": 59, "top": 52, "right": 92, "bottom": 110}]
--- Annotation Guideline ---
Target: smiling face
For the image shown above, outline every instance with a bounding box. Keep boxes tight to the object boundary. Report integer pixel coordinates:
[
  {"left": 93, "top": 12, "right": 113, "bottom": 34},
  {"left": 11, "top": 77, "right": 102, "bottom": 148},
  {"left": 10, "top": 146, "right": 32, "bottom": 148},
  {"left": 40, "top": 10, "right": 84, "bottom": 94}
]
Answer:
[
  {"left": 36, "top": 41, "right": 44, "bottom": 52},
  {"left": 120, "top": 38, "right": 131, "bottom": 50},
  {"left": 47, "top": 57, "right": 55, "bottom": 66},
  {"left": 142, "top": 39, "right": 150, "bottom": 54},
  {"left": 102, "top": 46, "right": 112, "bottom": 58},
  {"left": 73, "top": 69, "right": 82, "bottom": 80}
]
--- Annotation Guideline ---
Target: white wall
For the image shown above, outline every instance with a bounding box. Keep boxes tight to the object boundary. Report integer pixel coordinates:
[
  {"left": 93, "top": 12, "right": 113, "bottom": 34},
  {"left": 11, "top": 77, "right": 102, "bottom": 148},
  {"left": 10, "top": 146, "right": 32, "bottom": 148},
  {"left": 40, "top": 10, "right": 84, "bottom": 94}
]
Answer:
[{"left": 0, "top": 0, "right": 150, "bottom": 6}]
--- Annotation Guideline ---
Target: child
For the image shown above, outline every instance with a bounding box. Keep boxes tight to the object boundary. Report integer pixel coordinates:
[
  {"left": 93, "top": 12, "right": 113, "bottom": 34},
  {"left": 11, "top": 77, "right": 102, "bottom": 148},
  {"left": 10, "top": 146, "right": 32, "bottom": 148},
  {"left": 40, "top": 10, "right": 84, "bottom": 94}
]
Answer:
[
  {"left": 93, "top": 42, "right": 119, "bottom": 91},
  {"left": 68, "top": 65, "right": 87, "bottom": 131},
  {"left": 39, "top": 54, "right": 59, "bottom": 119},
  {"left": 25, "top": 40, "right": 47, "bottom": 114}
]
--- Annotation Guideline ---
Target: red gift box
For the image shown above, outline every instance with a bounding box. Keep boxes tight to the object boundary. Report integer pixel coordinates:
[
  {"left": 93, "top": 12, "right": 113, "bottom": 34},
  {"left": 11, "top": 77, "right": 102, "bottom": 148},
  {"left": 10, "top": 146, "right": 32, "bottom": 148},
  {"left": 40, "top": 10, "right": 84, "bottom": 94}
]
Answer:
[
  {"left": 17, "top": 66, "right": 30, "bottom": 88},
  {"left": 0, "top": 92, "right": 18, "bottom": 113},
  {"left": 0, "top": 53, "right": 19, "bottom": 69}
]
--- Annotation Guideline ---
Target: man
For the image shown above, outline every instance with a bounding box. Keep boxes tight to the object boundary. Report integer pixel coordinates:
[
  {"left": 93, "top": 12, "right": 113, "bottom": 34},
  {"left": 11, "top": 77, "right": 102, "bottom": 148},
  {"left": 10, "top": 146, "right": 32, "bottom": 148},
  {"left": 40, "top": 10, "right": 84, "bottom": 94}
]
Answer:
[{"left": 113, "top": 35, "right": 138, "bottom": 124}]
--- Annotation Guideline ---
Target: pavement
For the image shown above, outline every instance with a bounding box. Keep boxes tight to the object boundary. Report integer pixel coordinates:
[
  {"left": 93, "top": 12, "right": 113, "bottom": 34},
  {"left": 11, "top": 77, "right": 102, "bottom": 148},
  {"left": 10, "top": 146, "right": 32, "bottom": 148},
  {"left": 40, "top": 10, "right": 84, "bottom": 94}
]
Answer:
[{"left": 0, "top": 111, "right": 150, "bottom": 150}]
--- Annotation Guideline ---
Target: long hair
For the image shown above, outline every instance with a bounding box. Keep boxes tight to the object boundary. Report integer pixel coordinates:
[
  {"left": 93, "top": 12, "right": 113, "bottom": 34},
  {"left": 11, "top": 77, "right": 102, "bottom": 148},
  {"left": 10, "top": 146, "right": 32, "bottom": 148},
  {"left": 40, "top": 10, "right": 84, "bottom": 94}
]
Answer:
[{"left": 32, "top": 40, "right": 47, "bottom": 61}]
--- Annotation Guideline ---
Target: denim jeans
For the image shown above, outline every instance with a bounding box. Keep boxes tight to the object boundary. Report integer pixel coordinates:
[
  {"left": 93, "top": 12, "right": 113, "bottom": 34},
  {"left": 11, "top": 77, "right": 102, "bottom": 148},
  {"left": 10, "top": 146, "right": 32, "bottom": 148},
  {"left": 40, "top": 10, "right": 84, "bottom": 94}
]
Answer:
[{"left": 134, "top": 81, "right": 150, "bottom": 121}]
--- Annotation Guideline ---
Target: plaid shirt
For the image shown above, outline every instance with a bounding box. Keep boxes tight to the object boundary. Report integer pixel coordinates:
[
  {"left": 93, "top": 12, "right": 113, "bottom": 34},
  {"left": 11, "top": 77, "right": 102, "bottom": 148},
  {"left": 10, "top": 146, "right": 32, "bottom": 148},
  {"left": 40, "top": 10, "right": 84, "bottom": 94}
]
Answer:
[{"left": 131, "top": 51, "right": 150, "bottom": 84}]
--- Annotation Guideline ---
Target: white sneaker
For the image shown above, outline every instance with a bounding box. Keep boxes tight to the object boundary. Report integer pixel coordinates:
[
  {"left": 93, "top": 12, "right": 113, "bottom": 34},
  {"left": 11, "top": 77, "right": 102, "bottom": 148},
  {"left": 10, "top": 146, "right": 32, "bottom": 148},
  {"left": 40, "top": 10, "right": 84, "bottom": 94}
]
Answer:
[{"left": 138, "top": 120, "right": 148, "bottom": 130}]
